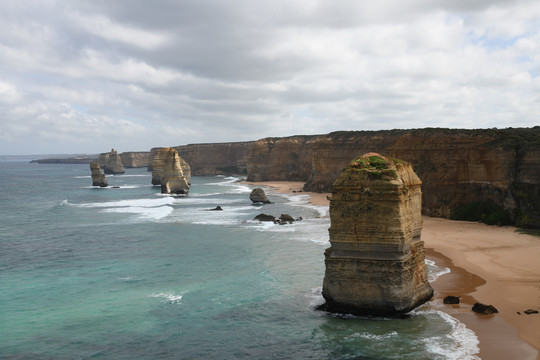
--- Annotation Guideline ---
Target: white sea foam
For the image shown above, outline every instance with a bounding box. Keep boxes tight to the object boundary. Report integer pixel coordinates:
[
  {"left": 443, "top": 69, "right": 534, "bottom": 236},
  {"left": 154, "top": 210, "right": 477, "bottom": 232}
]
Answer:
[
  {"left": 350, "top": 331, "right": 399, "bottom": 340},
  {"left": 150, "top": 292, "right": 183, "bottom": 304},
  {"left": 75, "top": 197, "right": 176, "bottom": 208},
  {"left": 415, "top": 308, "right": 480, "bottom": 360},
  {"left": 426, "top": 259, "right": 451, "bottom": 282},
  {"left": 74, "top": 175, "right": 92, "bottom": 179},
  {"left": 103, "top": 205, "right": 173, "bottom": 220}
]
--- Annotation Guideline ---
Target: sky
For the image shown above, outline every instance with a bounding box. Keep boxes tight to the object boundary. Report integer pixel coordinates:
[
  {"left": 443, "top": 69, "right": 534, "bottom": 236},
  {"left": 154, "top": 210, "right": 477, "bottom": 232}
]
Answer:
[{"left": 1, "top": 0, "right": 539, "bottom": 155}]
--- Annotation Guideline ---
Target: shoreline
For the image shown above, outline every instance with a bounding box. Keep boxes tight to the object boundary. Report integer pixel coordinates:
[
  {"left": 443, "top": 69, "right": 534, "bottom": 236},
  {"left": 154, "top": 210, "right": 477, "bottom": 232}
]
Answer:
[{"left": 247, "top": 180, "right": 540, "bottom": 359}]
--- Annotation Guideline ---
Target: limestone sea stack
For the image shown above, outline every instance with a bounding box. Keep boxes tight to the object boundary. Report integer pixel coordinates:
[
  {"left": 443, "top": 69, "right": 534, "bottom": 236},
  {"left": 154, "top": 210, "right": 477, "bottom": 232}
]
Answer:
[
  {"left": 151, "top": 148, "right": 191, "bottom": 186},
  {"left": 89, "top": 161, "right": 108, "bottom": 187},
  {"left": 320, "top": 153, "right": 433, "bottom": 316},
  {"left": 98, "top": 149, "right": 125, "bottom": 174},
  {"left": 160, "top": 148, "right": 190, "bottom": 195}
]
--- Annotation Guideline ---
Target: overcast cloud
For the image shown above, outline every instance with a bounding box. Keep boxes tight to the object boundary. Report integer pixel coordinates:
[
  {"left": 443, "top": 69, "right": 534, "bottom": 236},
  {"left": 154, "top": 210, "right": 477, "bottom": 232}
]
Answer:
[{"left": 1, "top": 0, "right": 539, "bottom": 155}]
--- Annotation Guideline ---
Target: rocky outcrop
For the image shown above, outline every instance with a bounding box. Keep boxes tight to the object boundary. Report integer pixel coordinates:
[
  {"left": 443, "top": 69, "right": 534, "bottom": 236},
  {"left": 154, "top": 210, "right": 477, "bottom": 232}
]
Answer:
[
  {"left": 249, "top": 188, "right": 271, "bottom": 204},
  {"left": 320, "top": 153, "right": 433, "bottom": 316},
  {"left": 151, "top": 148, "right": 191, "bottom": 186},
  {"left": 98, "top": 149, "right": 125, "bottom": 174},
  {"left": 160, "top": 148, "right": 190, "bottom": 195},
  {"left": 120, "top": 152, "right": 150, "bottom": 168},
  {"left": 90, "top": 161, "right": 108, "bottom": 187}
]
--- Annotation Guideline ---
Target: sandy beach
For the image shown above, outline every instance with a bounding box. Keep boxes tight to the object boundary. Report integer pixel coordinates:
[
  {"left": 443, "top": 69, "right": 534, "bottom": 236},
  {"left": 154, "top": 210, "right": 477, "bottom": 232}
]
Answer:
[{"left": 250, "top": 180, "right": 540, "bottom": 359}]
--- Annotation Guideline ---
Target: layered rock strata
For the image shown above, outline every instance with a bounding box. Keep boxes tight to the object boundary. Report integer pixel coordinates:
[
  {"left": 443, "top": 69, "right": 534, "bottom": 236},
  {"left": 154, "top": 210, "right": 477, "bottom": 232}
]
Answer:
[
  {"left": 159, "top": 148, "right": 190, "bottom": 195},
  {"left": 90, "top": 161, "right": 108, "bottom": 187},
  {"left": 120, "top": 152, "right": 150, "bottom": 168},
  {"left": 98, "top": 149, "right": 125, "bottom": 174},
  {"left": 151, "top": 148, "right": 191, "bottom": 186},
  {"left": 321, "top": 153, "right": 433, "bottom": 316}
]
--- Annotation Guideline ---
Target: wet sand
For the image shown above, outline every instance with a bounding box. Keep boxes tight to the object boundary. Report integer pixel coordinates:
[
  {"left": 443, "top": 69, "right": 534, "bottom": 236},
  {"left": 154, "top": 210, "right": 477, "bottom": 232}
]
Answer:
[{"left": 248, "top": 181, "right": 540, "bottom": 359}]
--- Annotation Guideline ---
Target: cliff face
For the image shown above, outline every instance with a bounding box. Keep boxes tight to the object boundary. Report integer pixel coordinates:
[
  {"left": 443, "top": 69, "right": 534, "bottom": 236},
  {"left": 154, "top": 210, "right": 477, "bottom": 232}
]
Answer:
[
  {"left": 174, "top": 141, "right": 255, "bottom": 176},
  {"left": 321, "top": 153, "right": 433, "bottom": 315},
  {"left": 120, "top": 152, "right": 150, "bottom": 168},
  {"left": 246, "top": 136, "right": 319, "bottom": 182}
]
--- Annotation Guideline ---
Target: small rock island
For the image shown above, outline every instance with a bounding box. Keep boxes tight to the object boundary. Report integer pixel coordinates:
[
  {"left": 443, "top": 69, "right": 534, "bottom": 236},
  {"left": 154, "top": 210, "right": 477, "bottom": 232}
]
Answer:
[
  {"left": 320, "top": 153, "right": 433, "bottom": 316},
  {"left": 98, "top": 149, "right": 125, "bottom": 174},
  {"left": 89, "top": 161, "right": 108, "bottom": 187},
  {"left": 151, "top": 147, "right": 191, "bottom": 187},
  {"left": 158, "top": 148, "right": 190, "bottom": 195}
]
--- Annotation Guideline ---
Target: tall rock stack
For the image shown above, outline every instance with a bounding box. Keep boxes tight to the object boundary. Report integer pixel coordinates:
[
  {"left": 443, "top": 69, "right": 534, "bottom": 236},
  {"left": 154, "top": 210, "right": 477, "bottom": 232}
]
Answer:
[
  {"left": 160, "top": 148, "right": 190, "bottom": 195},
  {"left": 90, "top": 161, "right": 108, "bottom": 187},
  {"left": 151, "top": 148, "right": 191, "bottom": 186},
  {"left": 98, "top": 149, "right": 125, "bottom": 174},
  {"left": 321, "top": 153, "right": 433, "bottom": 316}
]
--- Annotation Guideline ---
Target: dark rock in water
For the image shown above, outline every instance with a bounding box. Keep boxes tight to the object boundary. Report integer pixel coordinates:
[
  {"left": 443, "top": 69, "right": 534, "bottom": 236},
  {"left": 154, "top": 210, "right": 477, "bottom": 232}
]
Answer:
[
  {"left": 472, "top": 303, "right": 499, "bottom": 314},
  {"left": 524, "top": 309, "right": 539, "bottom": 315},
  {"left": 253, "top": 213, "right": 276, "bottom": 222},
  {"left": 443, "top": 296, "right": 461, "bottom": 305},
  {"left": 250, "top": 188, "right": 271, "bottom": 204},
  {"left": 111, "top": 186, "right": 120, "bottom": 189},
  {"left": 210, "top": 206, "right": 223, "bottom": 211},
  {"left": 279, "top": 214, "right": 294, "bottom": 222}
]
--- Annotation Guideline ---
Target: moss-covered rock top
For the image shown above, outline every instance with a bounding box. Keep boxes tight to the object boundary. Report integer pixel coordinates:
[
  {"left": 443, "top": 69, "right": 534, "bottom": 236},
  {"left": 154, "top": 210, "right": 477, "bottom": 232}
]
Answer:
[{"left": 347, "top": 153, "right": 402, "bottom": 181}]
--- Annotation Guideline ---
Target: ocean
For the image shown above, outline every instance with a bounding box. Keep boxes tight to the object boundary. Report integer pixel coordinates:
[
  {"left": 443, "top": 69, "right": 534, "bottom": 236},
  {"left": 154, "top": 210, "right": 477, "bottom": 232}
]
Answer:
[{"left": 0, "top": 162, "right": 480, "bottom": 359}]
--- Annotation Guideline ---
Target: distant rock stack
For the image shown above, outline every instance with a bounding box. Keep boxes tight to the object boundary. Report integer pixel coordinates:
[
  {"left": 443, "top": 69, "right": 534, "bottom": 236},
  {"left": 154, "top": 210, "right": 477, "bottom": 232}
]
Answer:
[
  {"left": 320, "top": 153, "right": 433, "bottom": 316},
  {"left": 160, "top": 148, "right": 190, "bottom": 195},
  {"left": 151, "top": 147, "right": 191, "bottom": 186},
  {"left": 98, "top": 149, "right": 125, "bottom": 174},
  {"left": 90, "top": 161, "right": 108, "bottom": 187}
]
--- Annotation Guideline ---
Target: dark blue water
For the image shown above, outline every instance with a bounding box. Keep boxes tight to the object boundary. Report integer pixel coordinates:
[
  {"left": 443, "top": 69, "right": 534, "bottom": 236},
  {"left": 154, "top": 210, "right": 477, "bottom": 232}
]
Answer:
[{"left": 0, "top": 162, "right": 479, "bottom": 359}]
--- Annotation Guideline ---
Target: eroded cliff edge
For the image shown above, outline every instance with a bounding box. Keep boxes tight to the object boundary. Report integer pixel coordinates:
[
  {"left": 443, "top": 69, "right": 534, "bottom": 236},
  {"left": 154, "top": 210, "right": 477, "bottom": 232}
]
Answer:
[{"left": 246, "top": 128, "right": 540, "bottom": 228}]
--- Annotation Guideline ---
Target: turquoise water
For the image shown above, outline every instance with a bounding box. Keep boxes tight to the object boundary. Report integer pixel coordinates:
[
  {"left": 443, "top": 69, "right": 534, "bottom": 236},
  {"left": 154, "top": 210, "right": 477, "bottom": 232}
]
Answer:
[{"left": 0, "top": 162, "right": 479, "bottom": 359}]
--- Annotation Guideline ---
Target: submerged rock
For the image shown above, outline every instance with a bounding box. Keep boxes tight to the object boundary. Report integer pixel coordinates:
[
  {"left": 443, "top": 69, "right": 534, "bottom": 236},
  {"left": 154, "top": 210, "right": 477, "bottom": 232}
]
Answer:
[
  {"left": 209, "top": 206, "right": 223, "bottom": 211},
  {"left": 98, "top": 149, "right": 125, "bottom": 174},
  {"left": 160, "top": 148, "right": 190, "bottom": 195},
  {"left": 250, "top": 188, "right": 271, "bottom": 204},
  {"left": 320, "top": 153, "right": 433, "bottom": 316},
  {"left": 89, "top": 161, "right": 108, "bottom": 187},
  {"left": 472, "top": 303, "right": 499, "bottom": 315},
  {"left": 524, "top": 309, "right": 538, "bottom": 315}
]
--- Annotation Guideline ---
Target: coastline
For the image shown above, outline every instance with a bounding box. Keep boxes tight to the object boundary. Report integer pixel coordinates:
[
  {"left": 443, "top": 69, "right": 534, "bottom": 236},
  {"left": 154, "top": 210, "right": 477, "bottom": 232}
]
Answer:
[{"left": 248, "top": 180, "right": 540, "bottom": 359}]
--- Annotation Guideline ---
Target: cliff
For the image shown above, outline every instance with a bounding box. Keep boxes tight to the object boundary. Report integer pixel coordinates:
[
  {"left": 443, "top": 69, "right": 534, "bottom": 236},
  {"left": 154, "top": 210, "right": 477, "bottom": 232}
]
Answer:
[
  {"left": 120, "top": 152, "right": 150, "bottom": 168},
  {"left": 246, "top": 135, "right": 319, "bottom": 182},
  {"left": 173, "top": 141, "right": 255, "bottom": 176},
  {"left": 321, "top": 153, "right": 433, "bottom": 315},
  {"left": 242, "top": 128, "right": 540, "bottom": 228}
]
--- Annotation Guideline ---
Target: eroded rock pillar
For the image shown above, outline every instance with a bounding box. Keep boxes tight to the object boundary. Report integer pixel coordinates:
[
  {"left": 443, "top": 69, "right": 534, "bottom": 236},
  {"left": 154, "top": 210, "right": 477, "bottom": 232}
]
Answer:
[{"left": 321, "top": 153, "right": 433, "bottom": 315}]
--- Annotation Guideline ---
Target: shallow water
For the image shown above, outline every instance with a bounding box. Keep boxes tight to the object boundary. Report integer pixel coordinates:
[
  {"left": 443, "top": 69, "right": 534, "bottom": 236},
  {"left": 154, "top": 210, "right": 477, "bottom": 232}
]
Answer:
[{"left": 0, "top": 162, "right": 479, "bottom": 359}]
